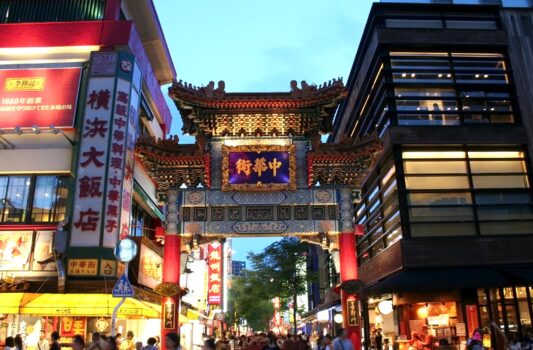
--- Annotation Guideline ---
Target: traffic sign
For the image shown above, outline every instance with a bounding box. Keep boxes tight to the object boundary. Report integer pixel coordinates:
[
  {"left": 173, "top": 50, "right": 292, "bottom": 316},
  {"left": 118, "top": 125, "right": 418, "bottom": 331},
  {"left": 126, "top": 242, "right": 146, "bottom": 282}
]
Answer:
[{"left": 112, "top": 274, "right": 134, "bottom": 297}]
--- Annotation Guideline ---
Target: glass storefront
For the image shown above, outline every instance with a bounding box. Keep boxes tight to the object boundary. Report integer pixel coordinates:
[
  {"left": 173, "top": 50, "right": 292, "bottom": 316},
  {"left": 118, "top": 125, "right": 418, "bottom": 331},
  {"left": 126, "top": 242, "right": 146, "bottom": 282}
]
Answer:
[{"left": 0, "top": 175, "right": 69, "bottom": 224}]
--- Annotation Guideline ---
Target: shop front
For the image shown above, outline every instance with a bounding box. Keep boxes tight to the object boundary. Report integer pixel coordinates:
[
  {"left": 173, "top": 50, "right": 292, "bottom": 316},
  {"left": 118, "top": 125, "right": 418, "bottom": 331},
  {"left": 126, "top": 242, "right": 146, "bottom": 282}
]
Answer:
[
  {"left": 0, "top": 293, "right": 161, "bottom": 349},
  {"left": 365, "top": 292, "right": 468, "bottom": 350}
]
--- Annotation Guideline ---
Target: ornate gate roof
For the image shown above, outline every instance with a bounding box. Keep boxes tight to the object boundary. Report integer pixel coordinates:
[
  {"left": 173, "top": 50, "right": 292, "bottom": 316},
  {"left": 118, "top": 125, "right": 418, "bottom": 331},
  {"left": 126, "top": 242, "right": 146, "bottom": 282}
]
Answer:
[{"left": 135, "top": 80, "right": 382, "bottom": 195}]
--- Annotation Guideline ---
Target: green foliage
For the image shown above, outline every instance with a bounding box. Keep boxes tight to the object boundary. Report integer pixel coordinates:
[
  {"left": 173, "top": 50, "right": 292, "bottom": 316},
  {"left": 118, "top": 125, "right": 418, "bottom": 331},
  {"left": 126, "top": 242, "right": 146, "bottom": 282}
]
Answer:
[
  {"left": 230, "top": 272, "right": 274, "bottom": 331},
  {"left": 228, "top": 237, "right": 318, "bottom": 332}
]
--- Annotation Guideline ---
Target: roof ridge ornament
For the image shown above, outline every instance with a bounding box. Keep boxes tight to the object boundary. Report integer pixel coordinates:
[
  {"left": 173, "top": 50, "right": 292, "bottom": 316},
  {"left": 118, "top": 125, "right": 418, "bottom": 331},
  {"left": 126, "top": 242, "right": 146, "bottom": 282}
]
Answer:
[
  {"left": 290, "top": 77, "right": 343, "bottom": 98},
  {"left": 173, "top": 79, "right": 226, "bottom": 99}
]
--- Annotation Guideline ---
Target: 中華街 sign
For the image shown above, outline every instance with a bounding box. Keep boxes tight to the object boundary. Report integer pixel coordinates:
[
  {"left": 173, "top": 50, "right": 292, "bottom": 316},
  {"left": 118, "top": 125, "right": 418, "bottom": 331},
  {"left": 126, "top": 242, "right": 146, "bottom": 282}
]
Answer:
[{"left": 221, "top": 144, "right": 296, "bottom": 191}]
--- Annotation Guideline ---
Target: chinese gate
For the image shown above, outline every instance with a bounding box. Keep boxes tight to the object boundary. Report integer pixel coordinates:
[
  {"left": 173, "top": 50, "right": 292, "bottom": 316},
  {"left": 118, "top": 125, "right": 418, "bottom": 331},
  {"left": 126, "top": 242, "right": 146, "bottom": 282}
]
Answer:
[{"left": 135, "top": 79, "right": 382, "bottom": 350}]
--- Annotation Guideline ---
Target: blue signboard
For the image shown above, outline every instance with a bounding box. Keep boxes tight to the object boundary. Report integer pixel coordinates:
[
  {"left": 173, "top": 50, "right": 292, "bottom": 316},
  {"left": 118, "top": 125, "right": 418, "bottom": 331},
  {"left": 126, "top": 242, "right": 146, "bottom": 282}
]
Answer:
[
  {"left": 112, "top": 274, "right": 134, "bottom": 297},
  {"left": 222, "top": 145, "right": 296, "bottom": 191}
]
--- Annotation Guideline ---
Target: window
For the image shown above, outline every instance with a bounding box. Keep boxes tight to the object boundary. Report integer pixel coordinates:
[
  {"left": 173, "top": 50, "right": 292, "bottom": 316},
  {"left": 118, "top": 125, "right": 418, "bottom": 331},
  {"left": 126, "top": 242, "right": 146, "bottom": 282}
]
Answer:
[
  {"left": 130, "top": 201, "right": 156, "bottom": 239},
  {"left": 402, "top": 148, "right": 532, "bottom": 237},
  {"left": 390, "top": 52, "right": 517, "bottom": 126},
  {"left": 356, "top": 160, "right": 402, "bottom": 264},
  {"left": 386, "top": 19, "right": 443, "bottom": 29},
  {"left": 1, "top": 176, "right": 31, "bottom": 223},
  {"left": 445, "top": 20, "right": 497, "bottom": 30},
  {"left": 0, "top": 175, "right": 69, "bottom": 224},
  {"left": 31, "top": 176, "right": 68, "bottom": 223}
]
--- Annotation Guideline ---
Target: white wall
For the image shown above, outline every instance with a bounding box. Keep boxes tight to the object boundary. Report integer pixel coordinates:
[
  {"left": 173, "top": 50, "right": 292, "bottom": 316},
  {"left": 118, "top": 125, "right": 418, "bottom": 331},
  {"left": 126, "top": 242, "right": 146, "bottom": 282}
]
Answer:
[{"left": 0, "top": 148, "right": 71, "bottom": 173}]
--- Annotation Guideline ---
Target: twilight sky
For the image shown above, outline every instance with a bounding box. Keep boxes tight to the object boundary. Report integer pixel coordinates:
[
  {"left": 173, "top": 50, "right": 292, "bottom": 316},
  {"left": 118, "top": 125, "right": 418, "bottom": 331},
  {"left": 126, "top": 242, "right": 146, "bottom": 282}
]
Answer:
[{"left": 154, "top": 0, "right": 375, "bottom": 263}]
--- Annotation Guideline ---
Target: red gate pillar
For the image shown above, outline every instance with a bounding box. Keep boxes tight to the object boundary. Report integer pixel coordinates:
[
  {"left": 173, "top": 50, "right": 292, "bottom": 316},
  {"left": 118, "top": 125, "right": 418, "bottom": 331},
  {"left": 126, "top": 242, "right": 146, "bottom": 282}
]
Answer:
[
  {"left": 161, "top": 189, "right": 181, "bottom": 349},
  {"left": 338, "top": 187, "right": 362, "bottom": 350}
]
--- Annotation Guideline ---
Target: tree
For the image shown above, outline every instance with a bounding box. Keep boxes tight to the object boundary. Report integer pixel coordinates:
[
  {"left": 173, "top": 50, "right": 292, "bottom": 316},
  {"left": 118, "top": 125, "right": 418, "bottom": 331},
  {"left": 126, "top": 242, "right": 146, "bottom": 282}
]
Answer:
[
  {"left": 247, "top": 237, "right": 317, "bottom": 334},
  {"left": 229, "top": 271, "right": 274, "bottom": 331}
]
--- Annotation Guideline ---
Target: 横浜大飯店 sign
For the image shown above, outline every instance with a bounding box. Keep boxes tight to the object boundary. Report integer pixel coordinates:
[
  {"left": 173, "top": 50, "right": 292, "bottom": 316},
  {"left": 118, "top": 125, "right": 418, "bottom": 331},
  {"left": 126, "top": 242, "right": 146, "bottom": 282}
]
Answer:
[
  {"left": 222, "top": 145, "right": 296, "bottom": 191},
  {"left": 0, "top": 68, "right": 82, "bottom": 128}
]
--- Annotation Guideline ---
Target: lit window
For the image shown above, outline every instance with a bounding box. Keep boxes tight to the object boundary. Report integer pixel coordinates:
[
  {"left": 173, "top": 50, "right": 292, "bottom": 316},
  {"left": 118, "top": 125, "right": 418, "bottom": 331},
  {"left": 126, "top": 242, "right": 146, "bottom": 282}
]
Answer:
[{"left": 403, "top": 151, "right": 466, "bottom": 159}]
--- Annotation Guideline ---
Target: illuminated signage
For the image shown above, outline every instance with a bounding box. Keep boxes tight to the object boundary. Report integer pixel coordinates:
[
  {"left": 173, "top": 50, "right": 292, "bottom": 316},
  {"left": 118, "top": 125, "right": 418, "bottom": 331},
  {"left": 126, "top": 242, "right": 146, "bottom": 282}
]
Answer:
[
  {"left": 138, "top": 244, "right": 163, "bottom": 289},
  {"left": 0, "top": 231, "right": 56, "bottom": 272},
  {"left": 60, "top": 317, "right": 86, "bottom": 337},
  {"left": 0, "top": 68, "right": 81, "bottom": 128},
  {"left": 163, "top": 299, "right": 176, "bottom": 329},
  {"left": 71, "top": 51, "right": 140, "bottom": 248},
  {"left": 222, "top": 145, "right": 296, "bottom": 191},
  {"left": 347, "top": 299, "right": 359, "bottom": 326},
  {"left": 67, "top": 259, "right": 98, "bottom": 276},
  {"left": 207, "top": 242, "right": 222, "bottom": 305}
]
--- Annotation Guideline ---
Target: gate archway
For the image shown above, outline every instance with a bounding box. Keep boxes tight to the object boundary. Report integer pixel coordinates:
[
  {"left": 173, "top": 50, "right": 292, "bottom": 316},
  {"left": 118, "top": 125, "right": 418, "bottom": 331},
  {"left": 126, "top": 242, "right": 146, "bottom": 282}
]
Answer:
[{"left": 135, "top": 79, "right": 382, "bottom": 350}]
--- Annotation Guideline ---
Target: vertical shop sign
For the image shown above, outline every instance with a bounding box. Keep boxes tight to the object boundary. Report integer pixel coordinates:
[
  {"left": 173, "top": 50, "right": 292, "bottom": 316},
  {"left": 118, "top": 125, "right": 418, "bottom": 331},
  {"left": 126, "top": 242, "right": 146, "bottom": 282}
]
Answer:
[
  {"left": 347, "top": 300, "right": 359, "bottom": 326},
  {"left": 465, "top": 305, "right": 479, "bottom": 337},
  {"left": 71, "top": 51, "right": 139, "bottom": 249},
  {"left": 71, "top": 52, "right": 116, "bottom": 247},
  {"left": 207, "top": 242, "right": 222, "bottom": 305},
  {"left": 118, "top": 63, "right": 141, "bottom": 244},
  {"left": 163, "top": 299, "right": 176, "bottom": 329}
]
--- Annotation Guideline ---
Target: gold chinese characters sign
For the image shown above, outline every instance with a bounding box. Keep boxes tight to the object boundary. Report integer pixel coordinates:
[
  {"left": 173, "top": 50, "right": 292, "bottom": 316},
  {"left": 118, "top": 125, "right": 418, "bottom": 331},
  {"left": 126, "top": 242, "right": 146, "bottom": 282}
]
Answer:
[{"left": 222, "top": 144, "right": 296, "bottom": 192}]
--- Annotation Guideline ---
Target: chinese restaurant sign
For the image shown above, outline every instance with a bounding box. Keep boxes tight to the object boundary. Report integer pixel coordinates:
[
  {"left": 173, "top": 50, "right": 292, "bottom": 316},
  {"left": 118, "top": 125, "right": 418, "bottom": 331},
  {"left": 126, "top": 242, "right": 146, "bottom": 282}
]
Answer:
[
  {"left": 0, "top": 68, "right": 81, "bottom": 128},
  {"left": 67, "top": 259, "right": 98, "bottom": 276},
  {"left": 222, "top": 145, "right": 296, "bottom": 191},
  {"left": 60, "top": 317, "right": 86, "bottom": 337},
  {"left": 207, "top": 242, "right": 222, "bottom": 305},
  {"left": 138, "top": 244, "right": 163, "bottom": 289},
  {"left": 71, "top": 51, "right": 140, "bottom": 249}
]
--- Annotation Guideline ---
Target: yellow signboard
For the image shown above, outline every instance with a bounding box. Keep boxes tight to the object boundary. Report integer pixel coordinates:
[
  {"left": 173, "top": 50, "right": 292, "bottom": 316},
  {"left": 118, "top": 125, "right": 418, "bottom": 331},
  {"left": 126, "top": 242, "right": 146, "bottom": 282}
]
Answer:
[
  {"left": 100, "top": 259, "right": 117, "bottom": 277},
  {"left": 67, "top": 259, "right": 98, "bottom": 276},
  {"left": 4, "top": 77, "right": 45, "bottom": 92}
]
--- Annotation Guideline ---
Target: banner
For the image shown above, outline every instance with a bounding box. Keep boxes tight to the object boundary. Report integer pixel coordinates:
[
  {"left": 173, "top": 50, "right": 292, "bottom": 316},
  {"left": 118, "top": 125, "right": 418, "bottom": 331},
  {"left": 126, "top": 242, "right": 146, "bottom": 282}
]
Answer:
[
  {"left": 0, "top": 68, "right": 81, "bottom": 128},
  {"left": 70, "top": 51, "right": 140, "bottom": 250},
  {"left": 207, "top": 242, "right": 222, "bottom": 305}
]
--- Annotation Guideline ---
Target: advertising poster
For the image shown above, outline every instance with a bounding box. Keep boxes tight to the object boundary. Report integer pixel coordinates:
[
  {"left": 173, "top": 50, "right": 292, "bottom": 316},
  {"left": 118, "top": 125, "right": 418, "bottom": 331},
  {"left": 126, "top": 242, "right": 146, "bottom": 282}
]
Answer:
[
  {"left": 0, "top": 68, "right": 81, "bottom": 128},
  {"left": 0, "top": 231, "right": 32, "bottom": 271},
  {"left": 138, "top": 244, "right": 162, "bottom": 289}
]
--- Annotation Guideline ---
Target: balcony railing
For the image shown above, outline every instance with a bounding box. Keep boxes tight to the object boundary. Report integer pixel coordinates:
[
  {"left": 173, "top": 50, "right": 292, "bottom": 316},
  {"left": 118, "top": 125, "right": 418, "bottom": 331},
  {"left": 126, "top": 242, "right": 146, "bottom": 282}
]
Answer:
[{"left": 0, "top": 0, "right": 106, "bottom": 24}]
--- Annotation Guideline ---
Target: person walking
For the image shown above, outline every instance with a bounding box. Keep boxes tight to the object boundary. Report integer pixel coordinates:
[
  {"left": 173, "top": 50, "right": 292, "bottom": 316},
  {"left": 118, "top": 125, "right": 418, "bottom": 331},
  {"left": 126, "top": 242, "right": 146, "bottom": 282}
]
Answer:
[
  {"left": 120, "top": 332, "right": 136, "bottom": 350},
  {"left": 72, "top": 335, "right": 85, "bottom": 350},
  {"left": 143, "top": 338, "right": 157, "bottom": 350},
  {"left": 14, "top": 335, "right": 24, "bottom": 350},
  {"left": 523, "top": 328, "right": 533, "bottom": 350},
  {"left": 165, "top": 333, "right": 181, "bottom": 350},
  {"left": 5, "top": 337, "right": 16, "bottom": 350},
  {"left": 38, "top": 331, "right": 50, "bottom": 350},
  {"left": 333, "top": 329, "right": 354, "bottom": 350},
  {"left": 87, "top": 332, "right": 105, "bottom": 350},
  {"left": 263, "top": 335, "right": 280, "bottom": 350},
  {"left": 105, "top": 337, "right": 118, "bottom": 350},
  {"left": 50, "top": 332, "right": 61, "bottom": 350},
  {"left": 466, "top": 330, "right": 483, "bottom": 350}
]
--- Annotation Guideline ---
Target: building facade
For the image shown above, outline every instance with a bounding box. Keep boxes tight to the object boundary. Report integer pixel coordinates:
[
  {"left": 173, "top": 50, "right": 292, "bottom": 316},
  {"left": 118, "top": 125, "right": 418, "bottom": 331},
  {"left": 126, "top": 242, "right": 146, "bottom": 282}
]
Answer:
[
  {"left": 331, "top": 2, "right": 533, "bottom": 349},
  {"left": 0, "top": 0, "right": 175, "bottom": 346},
  {"left": 231, "top": 260, "right": 246, "bottom": 277}
]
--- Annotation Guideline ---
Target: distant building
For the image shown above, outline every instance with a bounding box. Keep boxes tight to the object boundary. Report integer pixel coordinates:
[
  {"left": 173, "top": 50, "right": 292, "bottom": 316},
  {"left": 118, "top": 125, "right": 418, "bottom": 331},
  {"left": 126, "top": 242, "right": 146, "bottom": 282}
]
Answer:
[{"left": 231, "top": 260, "right": 246, "bottom": 276}]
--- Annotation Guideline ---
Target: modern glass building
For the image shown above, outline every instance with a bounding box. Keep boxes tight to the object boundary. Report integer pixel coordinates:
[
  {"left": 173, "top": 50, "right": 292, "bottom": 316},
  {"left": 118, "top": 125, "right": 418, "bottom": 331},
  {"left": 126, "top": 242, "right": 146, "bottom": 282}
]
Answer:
[{"left": 332, "top": 2, "right": 533, "bottom": 347}]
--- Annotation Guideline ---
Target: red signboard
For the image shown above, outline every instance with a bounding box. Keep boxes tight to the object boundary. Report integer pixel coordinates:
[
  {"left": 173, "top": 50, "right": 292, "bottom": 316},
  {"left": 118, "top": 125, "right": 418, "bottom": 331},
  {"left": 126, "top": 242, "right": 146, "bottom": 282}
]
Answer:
[
  {"left": 0, "top": 68, "right": 81, "bottom": 128},
  {"left": 465, "top": 305, "right": 479, "bottom": 337},
  {"left": 207, "top": 242, "right": 222, "bottom": 305}
]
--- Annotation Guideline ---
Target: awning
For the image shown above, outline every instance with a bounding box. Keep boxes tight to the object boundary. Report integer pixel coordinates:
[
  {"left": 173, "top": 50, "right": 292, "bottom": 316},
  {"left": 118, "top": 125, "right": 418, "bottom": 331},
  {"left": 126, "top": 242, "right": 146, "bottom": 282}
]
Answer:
[
  {"left": 363, "top": 266, "right": 527, "bottom": 295},
  {"left": 186, "top": 308, "right": 209, "bottom": 321},
  {"left": 0, "top": 293, "right": 161, "bottom": 318}
]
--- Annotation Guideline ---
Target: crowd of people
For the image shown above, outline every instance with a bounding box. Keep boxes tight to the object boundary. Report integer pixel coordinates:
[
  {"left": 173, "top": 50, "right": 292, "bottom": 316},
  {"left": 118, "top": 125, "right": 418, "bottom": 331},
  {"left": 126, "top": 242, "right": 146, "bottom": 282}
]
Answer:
[
  {"left": 5, "top": 326, "right": 533, "bottom": 350},
  {"left": 3, "top": 331, "right": 181, "bottom": 350},
  {"left": 208, "top": 328, "right": 353, "bottom": 350}
]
